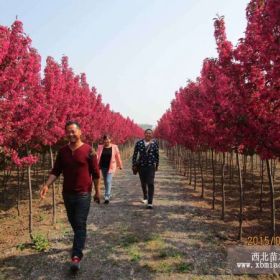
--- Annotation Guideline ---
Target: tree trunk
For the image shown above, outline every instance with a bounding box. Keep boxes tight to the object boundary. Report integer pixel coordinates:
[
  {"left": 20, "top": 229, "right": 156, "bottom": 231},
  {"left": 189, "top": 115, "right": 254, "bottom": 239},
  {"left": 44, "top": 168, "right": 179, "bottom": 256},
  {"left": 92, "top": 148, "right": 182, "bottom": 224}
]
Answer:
[
  {"left": 236, "top": 152, "right": 243, "bottom": 241},
  {"left": 243, "top": 155, "right": 247, "bottom": 186},
  {"left": 17, "top": 167, "right": 21, "bottom": 216},
  {"left": 42, "top": 152, "right": 47, "bottom": 185},
  {"left": 211, "top": 149, "right": 216, "bottom": 210},
  {"left": 178, "top": 146, "right": 182, "bottom": 173},
  {"left": 189, "top": 151, "right": 192, "bottom": 186},
  {"left": 50, "top": 145, "right": 56, "bottom": 225},
  {"left": 199, "top": 151, "right": 204, "bottom": 198},
  {"left": 250, "top": 155, "right": 254, "bottom": 186},
  {"left": 221, "top": 152, "right": 226, "bottom": 220},
  {"left": 194, "top": 152, "right": 197, "bottom": 191},
  {"left": 266, "top": 159, "right": 275, "bottom": 241},
  {"left": 2, "top": 159, "right": 12, "bottom": 205},
  {"left": 205, "top": 150, "right": 208, "bottom": 174},
  {"left": 16, "top": 168, "right": 25, "bottom": 216},
  {"left": 259, "top": 160, "right": 264, "bottom": 213},
  {"left": 272, "top": 159, "right": 277, "bottom": 183},
  {"left": 229, "top": 151, "right": 233, "bottom": 186},
  {"left": 226, "top": 152, "right": 229, "bottom": 174},
  {"left": 27, "top": 164, "right": 33, "bottom": 240},
  {"left": 183, "top": 150, "right": 187, "bottom": 177}
]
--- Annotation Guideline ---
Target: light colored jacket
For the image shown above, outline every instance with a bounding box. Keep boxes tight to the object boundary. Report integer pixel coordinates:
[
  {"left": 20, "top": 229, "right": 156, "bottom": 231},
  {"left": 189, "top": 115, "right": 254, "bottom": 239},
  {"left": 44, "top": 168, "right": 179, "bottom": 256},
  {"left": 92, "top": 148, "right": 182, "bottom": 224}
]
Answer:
[{"left": 97, "top": 144, "right": 123, "bottom": 174}]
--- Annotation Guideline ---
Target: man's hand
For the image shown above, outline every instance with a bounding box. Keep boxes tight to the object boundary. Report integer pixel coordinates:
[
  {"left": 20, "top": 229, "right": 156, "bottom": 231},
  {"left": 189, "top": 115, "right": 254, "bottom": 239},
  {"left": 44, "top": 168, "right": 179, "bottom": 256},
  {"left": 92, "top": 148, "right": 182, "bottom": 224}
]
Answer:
[
  {"left": 40, "top": 174, "right": 57, "bottom": 199},
  {"left": 93, "top": 178, "right": 100, "bottom": 191},
  {"left": 93, "top": 178, "right": 101, "bottom": 203},
  {"left": 40, "top": 185, "right": 49, "bottom": 199}
]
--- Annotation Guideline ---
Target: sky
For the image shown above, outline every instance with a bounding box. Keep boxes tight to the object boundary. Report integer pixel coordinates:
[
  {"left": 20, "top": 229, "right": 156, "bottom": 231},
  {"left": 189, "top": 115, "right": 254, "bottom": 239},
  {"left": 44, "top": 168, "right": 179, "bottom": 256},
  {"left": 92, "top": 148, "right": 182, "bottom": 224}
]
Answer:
[{"left": 0, "top": 0, "right": 248, "bottom": 126}]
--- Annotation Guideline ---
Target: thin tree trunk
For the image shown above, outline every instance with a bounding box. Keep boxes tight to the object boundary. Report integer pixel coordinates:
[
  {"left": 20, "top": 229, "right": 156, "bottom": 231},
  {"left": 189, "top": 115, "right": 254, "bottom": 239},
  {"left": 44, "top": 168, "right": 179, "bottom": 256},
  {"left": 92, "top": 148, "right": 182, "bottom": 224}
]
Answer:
[
  {"left": 236, "top": 152, "right": 243, "bottom": 241},
  {"left": 189, "top": 151, "right": 192, "bottom": 185},
  {"left": 229, "top": 151, "right": 233, "bottom": 179},
  {"left": 259, "top": 160, "right": 264, "bottom": 213},
  {"left": 251, "top": 155, "right": 254, "bottom": 186},
  {"left": 42, "top": 152, "right": 47, "bottom": 185},
  {"left": 178, "top": 146, "right": 182, "bottom": 173},
  {"left": 229, "top": 151, "right": 233, "bottom": 186},
  {"left": 266, "top": 159, "right": 275, "bottom": 241},
  {"left": 205, "top": 150, "right": 208, "bottom": 174},
  {"left": 2, "top": 162, "right": 12, "bottom": 205},
  {"left": 211, "top": 149, "right": 216, "bottom": 210},
  {"left": 27, "top": 163, "right": 33, "bottom": 240},
  {"left": 272, "top": 159, "right": 277, "bottom": 183},
  {"left": 243, "top": 155, "right": 247, "bottom": 186},
  {"left": 226, "top": 152, "right": 229, "bottom": 175},
  {"left": 183, "top": 150, "right": 187, "bottom": 177},
  {"left": 17, "top": 167, "right": 21, "bottom": 216},
  {"left": 199, "top": 151, "right": 204, "bottom": 198},
  {"left": 221, "top": 152, "right": 226, "bottom": 220},
  {"left": 194, "top": 152, "right": 197, "bottom": 191},
  {"left": 50, "top": 145, "right": 56, "bottom": 225}
]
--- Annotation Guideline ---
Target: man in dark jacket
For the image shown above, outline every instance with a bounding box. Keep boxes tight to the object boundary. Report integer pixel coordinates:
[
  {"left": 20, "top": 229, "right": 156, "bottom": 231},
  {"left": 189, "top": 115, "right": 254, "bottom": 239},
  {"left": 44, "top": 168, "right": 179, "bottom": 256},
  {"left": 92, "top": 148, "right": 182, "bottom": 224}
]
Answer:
[{"left": 132, "top": 129, "right": 159, "bottom": 209}]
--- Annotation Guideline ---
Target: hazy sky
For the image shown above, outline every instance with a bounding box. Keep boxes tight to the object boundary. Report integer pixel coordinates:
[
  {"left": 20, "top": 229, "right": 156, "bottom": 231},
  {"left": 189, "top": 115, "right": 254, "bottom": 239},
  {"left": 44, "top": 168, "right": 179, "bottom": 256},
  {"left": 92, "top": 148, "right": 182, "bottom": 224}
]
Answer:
[{"left": 1, "top": 0, "right": 248, "bottom": 126}]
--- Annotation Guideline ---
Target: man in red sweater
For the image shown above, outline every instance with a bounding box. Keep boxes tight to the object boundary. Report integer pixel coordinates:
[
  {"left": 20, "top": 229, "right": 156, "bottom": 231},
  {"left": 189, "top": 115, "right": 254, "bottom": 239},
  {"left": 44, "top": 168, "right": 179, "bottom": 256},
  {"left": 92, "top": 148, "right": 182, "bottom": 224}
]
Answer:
[{"left": 40, "top": 121, "right": 100, "bottom": 272}]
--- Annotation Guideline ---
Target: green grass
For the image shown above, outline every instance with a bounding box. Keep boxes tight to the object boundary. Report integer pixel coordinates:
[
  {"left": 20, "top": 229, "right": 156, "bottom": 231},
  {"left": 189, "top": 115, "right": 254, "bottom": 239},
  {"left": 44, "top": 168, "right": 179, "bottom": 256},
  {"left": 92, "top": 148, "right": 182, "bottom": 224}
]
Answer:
[
  {"left": 61, "top": 227, "right": 71, "bottom": 237},
  {"left": 118, "top": 233, "right": 139, "bottom": 248},
  {"left": 146, "top": 259, "right": 193, "bottom": 274},
  {"left": 142, "top": 236, "right": 192, "bottom": 274},
  {"left": 16, "top": 233, "right": 50, "bottom": 252},
  {"left": 116, "top": 232, "right": 142, "bottom": 262},
  {"left": 156, "top": 261, "right": 173, "bottom": 273},
  {"left": 176, "top": 262, "right": 193, "bottom": 273},
  {"left": 143, "top": 233, "right": 161, "bottom": 242},
  {"left": 32, "top": 233, "right": 50, "bottom": 252},
  {"left": 158, "top": 248, "right": 184, "bottom": 259},
  {"left": 127, "top": 245, "right": 142, "bottom": 262},
  {"left": 145, "top": 235, "right": 166, "bottom": 251},
  {"left": 16, "top": 242, "right": 28, "bottom": 251}
]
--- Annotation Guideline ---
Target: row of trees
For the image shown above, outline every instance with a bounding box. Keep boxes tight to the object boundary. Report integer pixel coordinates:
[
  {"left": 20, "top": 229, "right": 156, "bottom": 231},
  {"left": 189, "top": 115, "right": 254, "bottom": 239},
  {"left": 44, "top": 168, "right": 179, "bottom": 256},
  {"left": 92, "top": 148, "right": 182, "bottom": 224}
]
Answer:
[
  {"left": 0, "top": 20, "right": 142, "bottom": 167},
  {"left": 155, "top": 0, "right": 280, "bottom": 240},
  {"left": 0, "top": 20, "right": 142, "bottom": 238}
]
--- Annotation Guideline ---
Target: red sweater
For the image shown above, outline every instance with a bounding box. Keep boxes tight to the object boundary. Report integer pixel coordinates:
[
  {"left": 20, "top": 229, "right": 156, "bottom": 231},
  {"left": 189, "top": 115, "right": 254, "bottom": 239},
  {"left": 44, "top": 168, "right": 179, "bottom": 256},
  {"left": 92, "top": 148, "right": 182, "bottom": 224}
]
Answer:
[{"left": 51, "top": 144, "right": 100, "bottom": 194}]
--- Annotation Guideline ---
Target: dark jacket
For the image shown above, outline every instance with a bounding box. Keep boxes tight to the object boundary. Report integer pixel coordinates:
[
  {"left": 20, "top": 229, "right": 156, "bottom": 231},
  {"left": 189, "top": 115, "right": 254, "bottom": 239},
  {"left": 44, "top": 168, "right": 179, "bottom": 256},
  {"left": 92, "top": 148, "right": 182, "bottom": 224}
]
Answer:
[{"left": 132, "top": 139, "right": 159, "bottom": 168}]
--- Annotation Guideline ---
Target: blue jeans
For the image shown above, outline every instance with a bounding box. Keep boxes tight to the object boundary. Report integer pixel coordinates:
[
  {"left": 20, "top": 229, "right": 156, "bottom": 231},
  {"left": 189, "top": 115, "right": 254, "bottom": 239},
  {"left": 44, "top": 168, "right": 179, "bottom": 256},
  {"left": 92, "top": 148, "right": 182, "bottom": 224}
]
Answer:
[
  {"left": 101, "top": 168, "right": 113, "bottom": 198},
  {"left": 63, "top": 192, "right": 91, "bottom": 259}
]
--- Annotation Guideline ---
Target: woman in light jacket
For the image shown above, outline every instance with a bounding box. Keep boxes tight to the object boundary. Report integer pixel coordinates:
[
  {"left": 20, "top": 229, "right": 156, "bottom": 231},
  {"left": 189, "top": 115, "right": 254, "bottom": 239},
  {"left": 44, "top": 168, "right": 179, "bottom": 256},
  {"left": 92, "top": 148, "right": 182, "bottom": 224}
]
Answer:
[{"left": 97, "top": 135, "right": 123, "bottom": 204}]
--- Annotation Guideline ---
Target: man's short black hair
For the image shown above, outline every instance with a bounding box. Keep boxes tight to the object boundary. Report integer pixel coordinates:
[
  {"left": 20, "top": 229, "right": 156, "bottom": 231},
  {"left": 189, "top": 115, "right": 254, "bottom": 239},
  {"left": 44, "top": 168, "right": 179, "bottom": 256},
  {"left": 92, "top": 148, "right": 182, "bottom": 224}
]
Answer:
[
  {"left": 145, "top": 128, "right": 153, "bottom": 133},
  {"left": 65, "top": 120, "right": 81, "bottom": 129}
]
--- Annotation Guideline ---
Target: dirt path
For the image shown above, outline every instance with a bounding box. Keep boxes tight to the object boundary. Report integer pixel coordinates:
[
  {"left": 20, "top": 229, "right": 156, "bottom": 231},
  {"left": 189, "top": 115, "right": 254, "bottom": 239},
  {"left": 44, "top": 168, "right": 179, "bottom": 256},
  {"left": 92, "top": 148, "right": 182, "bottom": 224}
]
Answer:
[{"left": 1, "top": 151, "right": 274, "bottom": 279}]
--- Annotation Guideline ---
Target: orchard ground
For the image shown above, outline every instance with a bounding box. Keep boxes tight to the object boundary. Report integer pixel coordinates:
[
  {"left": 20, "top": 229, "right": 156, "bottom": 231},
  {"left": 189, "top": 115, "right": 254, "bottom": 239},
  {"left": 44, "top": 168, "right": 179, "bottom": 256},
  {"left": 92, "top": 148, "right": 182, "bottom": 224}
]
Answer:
[{"left": 0, "top": 150, "right": 277, "bottom": 280}]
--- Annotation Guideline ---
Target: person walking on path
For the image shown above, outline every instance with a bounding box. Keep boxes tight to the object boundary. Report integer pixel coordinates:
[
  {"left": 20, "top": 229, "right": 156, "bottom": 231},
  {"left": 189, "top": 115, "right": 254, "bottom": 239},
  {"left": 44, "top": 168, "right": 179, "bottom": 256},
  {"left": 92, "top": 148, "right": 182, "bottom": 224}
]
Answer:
[
  {"left": 132, "top": 129, "right": 159, "bottom": 209},
  {"left": 40, "top": 121, "right": 100, "bottom": 272},
  {"left": 97, "top": 134, "right": 123, "bottom": 204}
]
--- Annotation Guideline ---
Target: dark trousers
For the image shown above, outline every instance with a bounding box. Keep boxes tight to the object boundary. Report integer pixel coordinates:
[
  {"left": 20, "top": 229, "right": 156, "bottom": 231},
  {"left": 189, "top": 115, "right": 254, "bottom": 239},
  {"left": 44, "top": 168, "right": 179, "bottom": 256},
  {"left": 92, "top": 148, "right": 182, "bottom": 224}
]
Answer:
[
  {"left": 63, "top": 192, "right": 91, "bottom": 259},
  {"left": 139, "top": 165, "right": 155, "bottom": 204}
]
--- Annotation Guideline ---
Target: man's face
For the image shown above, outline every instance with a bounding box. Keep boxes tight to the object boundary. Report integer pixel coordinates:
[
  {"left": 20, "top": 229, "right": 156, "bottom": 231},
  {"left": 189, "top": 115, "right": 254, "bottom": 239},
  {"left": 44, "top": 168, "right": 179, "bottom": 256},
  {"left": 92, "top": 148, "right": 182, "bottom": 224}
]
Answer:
[
  {"left": 144, "top": 130, "right": 152, "bottom": 141},
  {"left": 66, "top": 124, "right": 81, "bottom": 143}
]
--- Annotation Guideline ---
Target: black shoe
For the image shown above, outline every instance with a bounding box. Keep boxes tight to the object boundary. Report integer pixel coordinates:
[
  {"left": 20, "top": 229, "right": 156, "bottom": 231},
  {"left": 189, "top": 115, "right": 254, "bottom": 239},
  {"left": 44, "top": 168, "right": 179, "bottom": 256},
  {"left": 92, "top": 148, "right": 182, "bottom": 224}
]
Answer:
[
  {"left": 146, "top": 204, "right": 153, "bottom": 209},
  {"left": 104, "top": 199, "right": 110, "bottom": 204}
]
